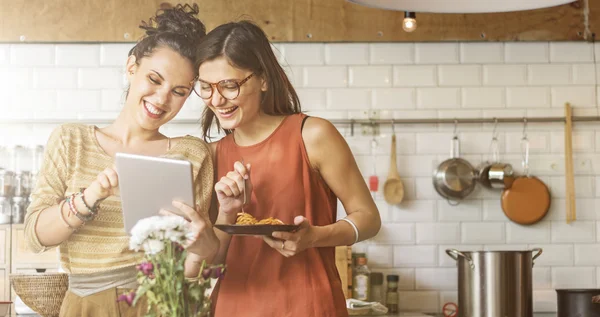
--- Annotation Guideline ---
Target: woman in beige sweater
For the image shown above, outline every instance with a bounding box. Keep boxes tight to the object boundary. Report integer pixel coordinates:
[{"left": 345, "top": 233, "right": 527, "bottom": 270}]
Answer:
[{"left": 23, "top": 4, "right": 219, "bottom": 316}]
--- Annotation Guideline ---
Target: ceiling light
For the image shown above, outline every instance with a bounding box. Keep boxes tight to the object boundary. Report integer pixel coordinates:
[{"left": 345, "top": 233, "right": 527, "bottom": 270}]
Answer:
[
  {"left": 346, "top": 0, "right": 576, "bottom": 13},
  {"left": 402, "top": 12, "right": 416, "bottom": 32}
]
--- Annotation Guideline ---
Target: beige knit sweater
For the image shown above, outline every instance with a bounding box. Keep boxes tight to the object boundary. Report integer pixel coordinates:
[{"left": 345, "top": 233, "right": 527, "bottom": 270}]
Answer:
[{"left": 24, "top": 123, "right": 213, "bottom": 274}]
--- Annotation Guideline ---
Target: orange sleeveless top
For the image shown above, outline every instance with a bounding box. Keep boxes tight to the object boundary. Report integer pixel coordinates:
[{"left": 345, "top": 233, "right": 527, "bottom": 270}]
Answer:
[{"left": 213, "top": 113, "right": 348, "bottom": 317}]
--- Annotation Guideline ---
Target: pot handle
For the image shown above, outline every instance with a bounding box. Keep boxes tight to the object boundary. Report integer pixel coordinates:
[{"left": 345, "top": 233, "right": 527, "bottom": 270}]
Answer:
[
  {"left": 445, "top": 249, "right": 474, "bottom": 269},
  {"left": 446, "top": 199, "right": 460, "bottom": 206},
  {"left": 450, "top": 136, "right": 460, "bottom": 159},
  {"left": 531, "top": 248, "right": 543, "bottom": 266}
]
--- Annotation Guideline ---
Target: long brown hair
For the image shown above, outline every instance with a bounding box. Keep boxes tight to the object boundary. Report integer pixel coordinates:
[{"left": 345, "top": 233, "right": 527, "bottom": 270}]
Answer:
[{"left": 196, "top": 20, "right": 301, "bottom": 141}]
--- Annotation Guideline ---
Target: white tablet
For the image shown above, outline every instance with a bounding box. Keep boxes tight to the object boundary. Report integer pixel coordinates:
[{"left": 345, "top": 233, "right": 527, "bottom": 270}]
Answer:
[{"left": 115, "top": 152, "right": 195, "bottom": 234}]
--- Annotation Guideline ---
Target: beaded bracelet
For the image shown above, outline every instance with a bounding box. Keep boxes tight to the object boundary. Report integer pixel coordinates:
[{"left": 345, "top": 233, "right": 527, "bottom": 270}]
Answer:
[
  {"left": 58, "top": 199, "right": 78, "bottom": 232},
  {"left": 67, "top": 194, "right": 95, "bottom": 223},
  {"left": 78, "top": 191, "right": 99, "bottom": 216},
  {"left": 78, "top": 188, "right": 101, "bottom": 215}
]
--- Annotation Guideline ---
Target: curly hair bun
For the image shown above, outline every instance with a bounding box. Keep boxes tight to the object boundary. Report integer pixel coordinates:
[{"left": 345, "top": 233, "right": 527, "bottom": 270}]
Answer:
[{"left": 140, "top": 3, "right": 206, "bottom": 42}]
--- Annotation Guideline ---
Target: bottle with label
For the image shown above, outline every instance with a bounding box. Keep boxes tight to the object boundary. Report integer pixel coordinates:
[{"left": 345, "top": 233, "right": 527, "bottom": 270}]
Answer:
[
  {"left": 386, "top": 274, "right": 399, "bottom": 313},
  {"left": 352, "top": 256, "right": 370, "bottom": 301},
  {"left": 370, "top": 272, "right": 384, "bottom": 303}
]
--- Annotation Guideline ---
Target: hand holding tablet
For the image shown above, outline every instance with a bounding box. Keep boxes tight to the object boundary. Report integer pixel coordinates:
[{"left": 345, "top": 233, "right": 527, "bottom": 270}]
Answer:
[{"left": 115, "top": 152, "right": 196, "bottom": 233}]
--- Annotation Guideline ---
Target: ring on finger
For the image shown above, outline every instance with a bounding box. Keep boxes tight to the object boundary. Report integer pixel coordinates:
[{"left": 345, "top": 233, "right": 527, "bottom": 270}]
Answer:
[{"left": 281, "top": 241, "right": 285, "bottom": 250}]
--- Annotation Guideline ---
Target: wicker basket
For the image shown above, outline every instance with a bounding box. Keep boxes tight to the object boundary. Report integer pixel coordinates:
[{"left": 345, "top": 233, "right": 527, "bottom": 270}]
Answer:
[{"left": 9, "top": 273, "right": 68, "bottom": 317}]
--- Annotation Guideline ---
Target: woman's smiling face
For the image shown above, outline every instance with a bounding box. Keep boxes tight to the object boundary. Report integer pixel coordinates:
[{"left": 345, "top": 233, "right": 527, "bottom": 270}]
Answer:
[
  {"left": 125, "top": 47, "right": 196, "bottom": 131},
  {"left": 197, "top": 56, "right": 266, "bottom": 131}
]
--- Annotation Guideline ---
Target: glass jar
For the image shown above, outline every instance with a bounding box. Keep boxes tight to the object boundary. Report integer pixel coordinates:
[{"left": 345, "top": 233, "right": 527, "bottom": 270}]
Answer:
[
  {"left": 14, "top": 171, "right": 31, "bottom": 197},
  {"left": 32, "top": 145, "right": 45, "bottom": 175},
  {"left": 11, "top": 145, "right": 29, "bottom": 173},
  {"left": 370, "top": 272, "right": 384, "bottom": 303},
  {"left": 386, "top": 274, "right": 399, "bottom": 313},
  {"left": 352, "top": 256, "right": 371, "bottom": 301},
  {"left": 11, "top": 196, "right": 24, "bottom": 224},
  {"left": 0, "top": 146, "right": 10, "bottom": 170},
  {"left": 0, "top": 197, "right": 11, "bottom": 224},
  {"left": 0, "top": 169, "right": 14, "bottom": 197}
]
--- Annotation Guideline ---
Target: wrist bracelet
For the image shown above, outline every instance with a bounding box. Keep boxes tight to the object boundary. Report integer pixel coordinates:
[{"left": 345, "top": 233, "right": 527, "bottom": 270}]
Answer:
[
  {"left": 78, "top": 190, "right": 99, "bottom": 215},
  {"left": 67, "top": 194, "right": 95, "bottom": 223},
  {"left": 338, "top": 218, "right": 359, "bottom": 244},
  {"left": 58, "top": 199, "right": 78, "bottom": 232}
]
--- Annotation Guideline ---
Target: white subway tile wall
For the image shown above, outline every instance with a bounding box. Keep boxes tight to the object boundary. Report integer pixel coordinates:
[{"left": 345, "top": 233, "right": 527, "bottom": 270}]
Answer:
[{"left": 2, "top": 42, "right": 600, "bottom": 314}]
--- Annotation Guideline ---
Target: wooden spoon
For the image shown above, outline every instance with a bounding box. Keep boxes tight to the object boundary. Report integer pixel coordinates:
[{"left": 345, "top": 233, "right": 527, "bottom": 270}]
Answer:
[
  {"left": 383, "top": 134, "right": 404, "bottom": 204},
  {"left": 564, "top": 102, "right": 576, "bottom": 223}
]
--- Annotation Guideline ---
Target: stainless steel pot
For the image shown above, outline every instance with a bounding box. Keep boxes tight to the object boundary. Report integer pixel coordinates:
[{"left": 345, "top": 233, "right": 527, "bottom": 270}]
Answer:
[
  {"left": 478, "top": 135, "right": 514, "bottom": 189},
  {"left": 556, "top": 289, "right": 600, "bottom": 317},
  {"left": 446, "top": 248, "right": 543, "bottom": 317},
  {"left": 433, "top": 135, "right": 476, "bottom": 205},
  {"left": 486, "top": 163, "right": 514, "bottom": 189}
]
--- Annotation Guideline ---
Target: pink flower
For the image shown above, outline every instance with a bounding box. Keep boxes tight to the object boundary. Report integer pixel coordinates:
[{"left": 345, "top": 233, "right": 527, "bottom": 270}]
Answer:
[
  {"left": 213, "top": 266, "right": 225, "bottom": 279},
  {"left": 117, "top": 291, "right": 136, "bottom": 306},
  {"left": 201, "top": 268, "right": 212, "bottom": 279},
  {"left": 173, "top": 242, "right": 184, "bottom": 252},
  {"left": 136, "top": 261, "right": 154, "bottom": 276}
]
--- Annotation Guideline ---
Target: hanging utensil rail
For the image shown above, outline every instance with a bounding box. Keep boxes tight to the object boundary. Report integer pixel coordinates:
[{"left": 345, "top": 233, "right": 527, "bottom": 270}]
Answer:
[{"left": 333, "top": 114, "right": 599, "bottom": 137}]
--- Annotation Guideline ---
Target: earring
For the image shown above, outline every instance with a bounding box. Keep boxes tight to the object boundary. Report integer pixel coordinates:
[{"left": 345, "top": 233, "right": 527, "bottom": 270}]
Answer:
[{"left": 130, "top": 71, "right": 133, "bottom": 75}]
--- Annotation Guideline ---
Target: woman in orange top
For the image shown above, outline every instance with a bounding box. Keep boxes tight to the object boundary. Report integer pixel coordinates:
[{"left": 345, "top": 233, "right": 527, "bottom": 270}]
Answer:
[{"left": 194, "top": 21, "right": 381, "bottom": 317}]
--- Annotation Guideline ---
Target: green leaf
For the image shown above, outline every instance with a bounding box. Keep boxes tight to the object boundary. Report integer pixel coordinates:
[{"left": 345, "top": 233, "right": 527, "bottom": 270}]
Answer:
[{"left": 145, "top": 290, "right": 157, "bottom": 303}]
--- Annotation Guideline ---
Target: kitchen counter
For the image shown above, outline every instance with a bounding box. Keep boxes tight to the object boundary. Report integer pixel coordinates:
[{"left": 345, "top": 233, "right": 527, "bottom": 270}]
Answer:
[
  {"left": 16, "top": 313, "right": 558, "bottom": 317},
  {"left": 361, "top": 313, "right": 557, "bottom": 317}
]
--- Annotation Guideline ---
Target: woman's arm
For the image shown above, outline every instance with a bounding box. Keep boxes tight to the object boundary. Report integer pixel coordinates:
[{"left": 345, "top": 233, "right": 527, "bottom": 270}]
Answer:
[
  {"left": 184, "top": 140, "right": 226, "bottom": 275},
  {"left": 269, "top": 117, "right": 381, "bottom": 252},
  {"left": 304, "top": 117, "right": 381, "bottom": 245},
  {"left": 25, "top": 126, "right": 104, "bottom": 252},
  {"left": 206, "top": 141, "right": 238, "bottom": 265}
]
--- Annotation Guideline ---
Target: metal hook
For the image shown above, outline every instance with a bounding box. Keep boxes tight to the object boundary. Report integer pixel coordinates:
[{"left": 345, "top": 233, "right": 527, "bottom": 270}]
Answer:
[
  {"left": 369, "top": 118, "right": 378, "bottom": 147},
  {"left": 453, "top": 119, "right": 458, "bottom": 137},
  {"left": 492, "top": 118, "right": 498, "bottom": 139},
  {"left": 350, "top": 119, "right": 355, "bottom": 137},
  {"left": 391, "top": 119, "right": 396, "bottom": 135},
  {"left": 522, "top": 117, "right": 528, "bottom": 140}
]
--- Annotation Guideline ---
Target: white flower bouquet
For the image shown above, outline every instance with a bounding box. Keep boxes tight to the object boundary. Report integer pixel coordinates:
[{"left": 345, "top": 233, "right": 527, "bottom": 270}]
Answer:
[{"left": 119, "top": 216, "right": 225, "bottom": 317}]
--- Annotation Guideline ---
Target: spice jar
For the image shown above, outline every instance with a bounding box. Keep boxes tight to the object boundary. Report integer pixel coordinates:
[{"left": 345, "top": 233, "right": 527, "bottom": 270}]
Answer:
[
  {"left": 386, "top": 274, "right": 399, "bottom": 313},
  {"left": 370, "top": 272, "right": 384, "bottom": 303},
  {"left": 0, "top": 197, "right": 11, "bottom": 224},
  {"left": 352, "top": 256, "right": 371, "bottom": 301}
]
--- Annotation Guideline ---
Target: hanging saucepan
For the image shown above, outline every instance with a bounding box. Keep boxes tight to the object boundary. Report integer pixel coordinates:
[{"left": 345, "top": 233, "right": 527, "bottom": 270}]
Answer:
[
  {"left": 433, "top": 131, "right": 477, "bottom": 205},
  {"left": 501, "top": 127, "right": 551, "bottom": 225},
  {"left": 478, "top": 128, "right": 514, "bottom": 189}
]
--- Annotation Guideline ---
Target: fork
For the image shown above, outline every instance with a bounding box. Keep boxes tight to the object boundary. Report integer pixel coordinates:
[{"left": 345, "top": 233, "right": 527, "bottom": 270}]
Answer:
[{"left": 241, "top": 159, "right": 247, "bottom": 207}]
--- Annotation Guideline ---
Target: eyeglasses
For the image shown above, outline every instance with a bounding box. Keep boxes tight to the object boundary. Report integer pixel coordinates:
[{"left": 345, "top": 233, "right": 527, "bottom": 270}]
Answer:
[{"left": 193, "top": 73, "right": 254, "bottom": 100}]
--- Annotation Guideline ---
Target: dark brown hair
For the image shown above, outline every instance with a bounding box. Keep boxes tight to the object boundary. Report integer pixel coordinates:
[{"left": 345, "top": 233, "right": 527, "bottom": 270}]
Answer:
[
  {"left": 196, "top": 20, "right": 301, "bottom": 141},
  {"left": 129, "top": 3, "right": 206, "bottom": 73}
]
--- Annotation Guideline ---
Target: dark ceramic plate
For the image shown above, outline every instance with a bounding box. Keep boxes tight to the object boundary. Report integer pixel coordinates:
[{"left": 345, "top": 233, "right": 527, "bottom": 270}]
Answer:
[{"left": 214, "top": 224, "right": 300, "bottom": 236}]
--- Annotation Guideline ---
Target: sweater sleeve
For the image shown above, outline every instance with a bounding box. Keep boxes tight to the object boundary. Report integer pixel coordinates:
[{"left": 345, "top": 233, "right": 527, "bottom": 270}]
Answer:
[
  {"left": 193, "top": 141, "right": 214, "bottom": 219},
  {"left": 24, "top": 125, "right": 69, "bottom": 253}
]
